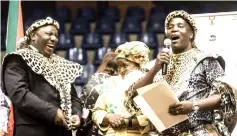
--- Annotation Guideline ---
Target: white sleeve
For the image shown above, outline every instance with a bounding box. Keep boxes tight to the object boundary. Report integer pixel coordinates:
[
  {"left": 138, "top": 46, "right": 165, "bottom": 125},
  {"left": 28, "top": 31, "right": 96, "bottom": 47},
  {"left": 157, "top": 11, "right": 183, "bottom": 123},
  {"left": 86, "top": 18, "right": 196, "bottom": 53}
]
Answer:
[
  {"left": 142, "top": 60, "right": 156, "bottom": 70},
  {"left": 122, "top": 70, "right": 145, "bottom": 91}
]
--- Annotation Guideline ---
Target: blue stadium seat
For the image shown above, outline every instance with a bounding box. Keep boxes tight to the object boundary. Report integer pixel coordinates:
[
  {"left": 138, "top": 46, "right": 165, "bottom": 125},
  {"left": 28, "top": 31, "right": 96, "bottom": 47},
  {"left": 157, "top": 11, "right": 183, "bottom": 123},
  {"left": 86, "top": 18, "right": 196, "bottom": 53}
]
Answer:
[
  {"left": 93, "top": 47, "right": 112, "bottom": 66},
  {"left": 150, "top": 7, "right": 167, "bottom": 16},
  {"left": 149, "top": 7, "right": 166, "bottom": 21},
  {"left": 53, "top": 7, "right": 72, "bottom": 22},
  {"left": 138, "top": 32, "right": 158, "bottom": 49},
  {"left": 122, "top": 18, "right": 142, "bottom": 34},
  {"left": 81, "top": 32, "right": 103, "bottom": 50},
  {"left": 1, "top": 35, "right": 6, "bottom": 51},
  {"left": 29, "top": 8, "right": 46, "bottom": 19},
  {"left": 56, "top": 33, "right": 75, "bottom": 50},
  {"left": 24, "top": 18, "right": 35, "bottom": 31},
  {"left": 75, "top": 64, "right": 95, "bottom": 86},
  {"left": 126, "top": 6, "right": 145, "bottom": 22},
  {"left": 101, "top": 7, "right": 120, "bottom": 22},
  {"left": 70, "top": 18, "right": 90, "bottom": 35},
  {"left": 53, "top": 17, "right": 66, "bottom": 34},
  {"left": 95, "top": 17, "right": 115, "bottom": 34},
  {"left": 153, "top": 47, "right": 160, "bottom": 59},
  {"left": 199, "top": 3, "right": 217, "bottom": 13},
  {"left": 77, "top": 8, "right": 96, "bottom": 22},
  {"left": 66, "top": 47, "right": 88, "bottom": 65},
  {"left": 147, "top": 17, "right": 165, "bottom": 33},
  {"left": 171, "top": 5, "right": 190, "bottom": 13},
  {"left": 109, "top": 32, "right": 129, "bottom": 49}
]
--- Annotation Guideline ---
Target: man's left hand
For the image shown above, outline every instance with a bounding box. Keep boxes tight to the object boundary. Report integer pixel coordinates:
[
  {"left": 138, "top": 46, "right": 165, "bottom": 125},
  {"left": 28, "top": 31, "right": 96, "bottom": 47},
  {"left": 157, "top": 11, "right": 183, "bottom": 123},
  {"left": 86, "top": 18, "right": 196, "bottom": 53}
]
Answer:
[
  {"left": 169, "top": 101, "right": 193, "bottom": 115},
  {"left": 69, "top": 115, "right": 81, "bottom": 130}
]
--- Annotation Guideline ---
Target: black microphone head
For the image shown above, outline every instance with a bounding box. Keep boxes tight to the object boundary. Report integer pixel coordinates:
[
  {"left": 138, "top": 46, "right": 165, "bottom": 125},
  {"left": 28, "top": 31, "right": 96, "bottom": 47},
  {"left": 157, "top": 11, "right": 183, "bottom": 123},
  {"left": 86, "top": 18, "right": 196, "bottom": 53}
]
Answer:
[{"left": 164, "top": 38, "right": 172, "bottom": 48}]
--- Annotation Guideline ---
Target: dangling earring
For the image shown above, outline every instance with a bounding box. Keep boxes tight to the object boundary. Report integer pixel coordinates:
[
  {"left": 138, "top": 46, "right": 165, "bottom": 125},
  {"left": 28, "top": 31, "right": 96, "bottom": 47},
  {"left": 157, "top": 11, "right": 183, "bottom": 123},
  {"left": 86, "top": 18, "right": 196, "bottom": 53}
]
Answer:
[
  {"left": 191, "top": 42, "right": 197, "bottom": 48},
  {"left": 190, "top": 33, "right": 196, "bottom": 48}
]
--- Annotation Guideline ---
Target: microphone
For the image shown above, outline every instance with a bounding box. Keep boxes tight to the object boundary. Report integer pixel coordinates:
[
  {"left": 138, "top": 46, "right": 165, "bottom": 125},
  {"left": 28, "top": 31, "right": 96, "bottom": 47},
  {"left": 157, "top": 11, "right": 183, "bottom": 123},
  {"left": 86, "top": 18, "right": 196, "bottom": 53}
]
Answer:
[{"left": 162, "top": 39, "right": 171, "bottom": 75}]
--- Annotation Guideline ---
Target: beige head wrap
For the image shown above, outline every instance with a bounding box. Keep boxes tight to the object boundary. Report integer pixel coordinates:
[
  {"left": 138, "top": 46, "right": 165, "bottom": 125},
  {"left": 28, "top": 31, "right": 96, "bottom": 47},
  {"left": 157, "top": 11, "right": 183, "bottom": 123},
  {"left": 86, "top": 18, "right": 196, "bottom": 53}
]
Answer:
[{"left": 115, "top": 41, "right": 150, "bottom": 67}]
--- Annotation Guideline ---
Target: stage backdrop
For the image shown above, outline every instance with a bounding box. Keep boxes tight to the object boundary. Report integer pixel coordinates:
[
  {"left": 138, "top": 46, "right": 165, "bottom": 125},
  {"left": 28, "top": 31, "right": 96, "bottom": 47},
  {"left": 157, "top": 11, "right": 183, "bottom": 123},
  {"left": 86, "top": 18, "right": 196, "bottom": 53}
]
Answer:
[{"left": 192, "top": 11, "right": 237, "bottom": 77}]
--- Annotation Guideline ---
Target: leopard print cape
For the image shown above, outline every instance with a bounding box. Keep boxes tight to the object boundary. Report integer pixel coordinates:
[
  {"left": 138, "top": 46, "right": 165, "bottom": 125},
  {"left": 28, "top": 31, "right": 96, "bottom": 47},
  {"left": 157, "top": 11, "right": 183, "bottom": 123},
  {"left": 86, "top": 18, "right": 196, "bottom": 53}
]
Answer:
[{"left": 2, "top": 47, "right": 83, "bottom": 124}]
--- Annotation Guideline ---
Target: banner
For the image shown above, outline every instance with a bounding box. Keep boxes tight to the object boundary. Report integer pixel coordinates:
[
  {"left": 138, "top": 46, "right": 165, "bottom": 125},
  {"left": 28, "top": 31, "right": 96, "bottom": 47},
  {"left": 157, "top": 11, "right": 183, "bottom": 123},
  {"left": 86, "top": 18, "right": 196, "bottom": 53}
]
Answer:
[{"left": 192, "top": 11, "right": 237, "bottom": 77}]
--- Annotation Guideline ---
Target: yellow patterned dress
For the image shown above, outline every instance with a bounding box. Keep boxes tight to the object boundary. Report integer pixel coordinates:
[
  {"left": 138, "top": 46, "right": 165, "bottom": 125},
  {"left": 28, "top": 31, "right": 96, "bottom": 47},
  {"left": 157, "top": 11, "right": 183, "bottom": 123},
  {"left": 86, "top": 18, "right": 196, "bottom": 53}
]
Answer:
[{"left": 92, "top": 70, "right": 157, "bottom": 136}]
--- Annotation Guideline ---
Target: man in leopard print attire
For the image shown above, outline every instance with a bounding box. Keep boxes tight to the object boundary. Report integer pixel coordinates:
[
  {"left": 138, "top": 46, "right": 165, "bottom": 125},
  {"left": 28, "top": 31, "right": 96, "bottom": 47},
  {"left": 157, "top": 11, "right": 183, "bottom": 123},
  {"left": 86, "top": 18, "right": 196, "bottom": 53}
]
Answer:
[
  {"left": 1, "top": 17, "right": 83, "bottom": 136},
  {"left": 143, "top": 10, "right": 237, "bottom": 136}
]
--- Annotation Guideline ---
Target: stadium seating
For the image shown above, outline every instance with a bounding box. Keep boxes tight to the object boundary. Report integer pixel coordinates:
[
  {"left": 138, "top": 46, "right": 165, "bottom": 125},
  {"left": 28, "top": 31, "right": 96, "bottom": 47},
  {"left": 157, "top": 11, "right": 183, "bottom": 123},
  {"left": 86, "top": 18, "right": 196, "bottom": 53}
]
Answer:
[
  {"left": 95, "top": 17, "right": 116, "bottom": 34},
  {"left": 93, "top": 47, "right": 111, "bottom": 66},
  {"left": 125, "top": 6, "right": 145, "bottom": 22},
  {"left": 70, "top": 18, "right": 90, "bottom": 35},
  {"left": 81, "top": 32, "right": 103, "bottom": 50},
  {"left": 75, "top": 64, "right": 95, "bottom": 85},
  {"left": 138, "top": 32, "right": 158, "bottom": 49},
  {"left": 109, "top": 32, "right": 129, "bottom": 49},
  {"left": 122, "top": 17, "right": 142, "bottom": 34},
  {"left": 147, "top": 17, "right": 165, "bottom": 33},
  {"left": 53, "top": 7, "right": 72, "bottom": 22},
  {"left": 100, "top": 7, "right": 120, "bottom": 22},
  {"left": 29, "top": 8, "right": 46, "bottom": 19},
  {"left": 77, "top": 8, "right": 96, "bottom": 22},
  {"left": 66, "top": 47, "right": 88, "bottom": 65},
  {"left": 57, "top": 33, "right": 75, "bottom": 50}
]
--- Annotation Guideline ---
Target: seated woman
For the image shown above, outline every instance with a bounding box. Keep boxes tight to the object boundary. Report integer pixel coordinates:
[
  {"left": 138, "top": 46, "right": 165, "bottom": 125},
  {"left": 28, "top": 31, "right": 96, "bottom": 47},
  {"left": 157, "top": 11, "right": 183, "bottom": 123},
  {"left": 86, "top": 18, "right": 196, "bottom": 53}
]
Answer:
[
  {"left": 92, "top": 41, "right": 168, "bottom": 136},
  {"left": 78, "top": 51, "right": 118, "bottom": 136}
]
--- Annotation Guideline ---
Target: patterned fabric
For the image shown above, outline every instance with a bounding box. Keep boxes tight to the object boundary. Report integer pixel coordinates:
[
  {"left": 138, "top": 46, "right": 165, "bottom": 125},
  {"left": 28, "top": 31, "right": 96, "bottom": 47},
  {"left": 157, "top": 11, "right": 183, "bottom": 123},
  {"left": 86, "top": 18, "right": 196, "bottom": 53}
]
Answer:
[
  {"left": 165, "top": 10, "right": 197, "bottom": 41},
  {"left": 92, "top": 70, "right": 153, "bottom": 136},
  {"left": 0, "top": 91, "right": 10, "bottom": 133},
  {"left": 124, "top": 69, "right": 148, "bottom": 115},
  {"left": 0, "top": 89, "right": 14, "bottom": 136},
  {"left": 81, "top": 73, "right": 111, "bottom": 109},
  {"left": 179, "top": 124, "right": 220, "bottom": 136},
  {"left": 154, "top": 48, "right": 210, "bottom": 97},
  {"left": 79, "top": 73, "right": 111, "bottom": 136},
  {"left": 150, "top": 48, "right": 236, "bottom": 136},
  {"left": 115, "top": 41, "right": 150, "bottom": 67},
  {"left": 2, "top": 47, "right": 83, "bottom": 124},
  {"left": 18, "top": 17, "right": 59, "bottom": 49}
]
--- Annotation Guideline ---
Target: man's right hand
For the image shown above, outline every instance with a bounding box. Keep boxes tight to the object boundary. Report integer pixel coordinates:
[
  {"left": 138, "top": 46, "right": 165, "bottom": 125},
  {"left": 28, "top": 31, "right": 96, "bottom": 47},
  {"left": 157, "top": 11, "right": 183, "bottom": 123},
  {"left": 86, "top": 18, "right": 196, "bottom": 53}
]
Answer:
[
  {"left": 105, "top": 113, "right": 127, "bottom": 130},
  {"left": 54, "top": 109, "right": 68, "bottom": 129},
  {"left": 155, "top": 48, "right": 171, "bottom": 68}
]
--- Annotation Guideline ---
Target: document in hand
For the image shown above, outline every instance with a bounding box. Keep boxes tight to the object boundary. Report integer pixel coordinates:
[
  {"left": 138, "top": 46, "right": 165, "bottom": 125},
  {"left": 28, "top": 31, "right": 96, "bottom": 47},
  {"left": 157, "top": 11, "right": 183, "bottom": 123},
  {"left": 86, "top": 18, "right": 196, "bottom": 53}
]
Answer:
[{"left": 133, "top": 81, "right": 189, "bottom": 132}]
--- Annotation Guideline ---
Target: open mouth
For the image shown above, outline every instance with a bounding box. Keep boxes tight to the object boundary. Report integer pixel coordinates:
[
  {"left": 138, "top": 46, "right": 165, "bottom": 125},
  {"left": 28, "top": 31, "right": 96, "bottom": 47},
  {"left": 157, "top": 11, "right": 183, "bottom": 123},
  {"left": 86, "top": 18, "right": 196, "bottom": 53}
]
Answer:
[
  {"left": 171, "top": 35, "right": 180, "bottom": 41},
  {"left": 47, "top": 44, "right": 55, "bottom": 49}
]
